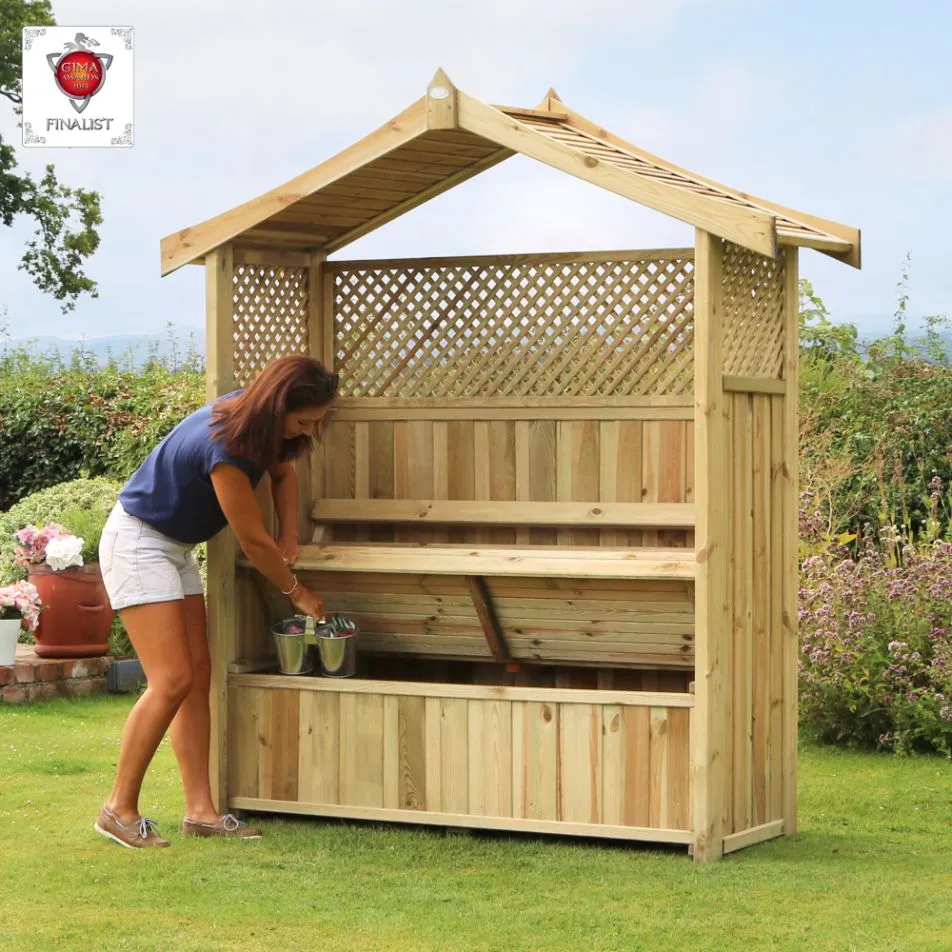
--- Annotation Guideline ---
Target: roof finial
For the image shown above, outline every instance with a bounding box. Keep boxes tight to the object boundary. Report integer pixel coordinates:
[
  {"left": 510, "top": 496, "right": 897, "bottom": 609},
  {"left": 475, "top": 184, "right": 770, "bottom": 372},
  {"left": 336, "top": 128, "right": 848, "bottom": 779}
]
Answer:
[{"left": 427, "top": 67, "right": 457, "bottom": 129}]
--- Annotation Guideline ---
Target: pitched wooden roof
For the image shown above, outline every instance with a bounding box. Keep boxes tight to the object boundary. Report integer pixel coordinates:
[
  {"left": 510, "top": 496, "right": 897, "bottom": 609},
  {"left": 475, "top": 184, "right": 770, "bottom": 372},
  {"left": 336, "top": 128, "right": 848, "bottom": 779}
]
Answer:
[{"left": 160, "top": 70, "right": 860, "bottom": 276}]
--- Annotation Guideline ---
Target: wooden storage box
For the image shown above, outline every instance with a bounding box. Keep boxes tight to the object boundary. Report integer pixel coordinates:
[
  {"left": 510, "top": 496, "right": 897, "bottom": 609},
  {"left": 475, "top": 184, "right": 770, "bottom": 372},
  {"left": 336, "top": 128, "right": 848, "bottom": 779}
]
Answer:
[{"left": 227, "top": 672, "right": 694, "bottom": 845}]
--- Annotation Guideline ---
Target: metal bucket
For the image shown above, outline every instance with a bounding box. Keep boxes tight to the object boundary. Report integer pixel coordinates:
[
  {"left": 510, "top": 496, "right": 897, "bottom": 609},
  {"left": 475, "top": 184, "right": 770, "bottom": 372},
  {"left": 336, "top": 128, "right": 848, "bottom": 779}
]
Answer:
[
  {"left": 316, "top": 626, "right": 357, "bottom": 678},
  {"left": 271, "top": 617, "right": 315, "bottom": 675}
]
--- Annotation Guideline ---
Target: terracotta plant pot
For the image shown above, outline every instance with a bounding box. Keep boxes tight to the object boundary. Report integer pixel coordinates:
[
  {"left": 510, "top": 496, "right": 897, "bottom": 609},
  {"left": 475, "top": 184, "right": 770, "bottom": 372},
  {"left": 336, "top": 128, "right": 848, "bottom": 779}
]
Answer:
[{"left": 28, "top": 563, "right": 114, "bottom": 658}]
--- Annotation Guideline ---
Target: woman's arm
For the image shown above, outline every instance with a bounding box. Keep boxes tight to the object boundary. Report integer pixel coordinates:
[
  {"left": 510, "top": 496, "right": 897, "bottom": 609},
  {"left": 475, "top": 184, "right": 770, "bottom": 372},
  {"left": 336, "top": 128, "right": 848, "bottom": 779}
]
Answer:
[
  {"left": 269, "top": 460, "right": 300, "bottom": 563},
  {"left": 210, "top": 463, "right": 324, "bottom": 619}
]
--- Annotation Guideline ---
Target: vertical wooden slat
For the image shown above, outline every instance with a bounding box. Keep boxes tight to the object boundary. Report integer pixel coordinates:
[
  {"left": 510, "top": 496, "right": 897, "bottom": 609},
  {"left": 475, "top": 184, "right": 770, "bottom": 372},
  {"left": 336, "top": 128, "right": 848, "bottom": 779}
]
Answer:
[
  {"left": 383, "top": 695, "right": 399, "bottom": 808},
  {"left": 368, "top": 422, "right": 395, "bottom": 542},
  {"left": 515, "top": 421, "right": 531, "bottom": 545},
  {"left": 205, "top": 244, "right": 236, "bottom": 814},
  {"left": 468, "top": 700, "right": 512, "bottom": 817},
  {"left": 394, "top": 421, "right": 434, "bottom": 542},
  {"left": 752, "top": 394, "right": 771, "bottom": 827},
  {"left": 598, "top": 421, "right": 620, "bottom": 547},
  {"left": 642, "top": 420, "right": 660, "bottom": 547},
  {"left": 258, "top": 690, "right": 299, "bottom": 801},
  {"left": 658, "top": 420, "right": 686, "bottom": 549},
  {"left": 398, "top": 695, "right": 427, "bottom": 811},
  {"left": 558, "top": 704, "right": 602, "bottom": 823},
  {"left": 298, "top": 691, "right": 340, "bottom": 804},
  {"left": 571, "top": 421, "right": 599, "bottom": 546},
  {"left": 512, "top": 701, "right": 558, "bottom": 820},
  {"left": 228, "top": 686, "right": 259, "bottom": 799},
  {"left": 624, "top": 706, "right": 651, "bottom": 827},
  {"left": 440, "top": 698, "right": 469, "bottom": 812},
  {"left": 529, "top": 420, "right": 558, "bottom": 545},
  {"left": 667, "top": 707, "right": 691, "bottom": 830},
  {"left": 339, "top": 694, "right": 384, "bottom": 807},
  {"left": 431, "top": 422, "right": 450, "bottom": 544},
  {"left": 601, "top": 705, "right": 624, "bottom": 824},
  {"left": 649, "top": 707, "right": 669, "bottom": 828},
  {"left": 474, "top": 422, "right": 491, "bottom": 545},
  {"left": 782, "top": 246, "right": 800, "bottom": 833},
  {"left": 692, "top": 229, "right": 730, "bottom": 862},
  {"left": 488, "top": 420, "right": 517, "bottom": 544},
  {"left": 424, "top": 696, "right": 442, "bottom": 811},
  {"left": 732, "top": 393, "right": 753, "bottom": 833},
  {"left": 769, "top": 396, "right": 785, "bottom": 820}
]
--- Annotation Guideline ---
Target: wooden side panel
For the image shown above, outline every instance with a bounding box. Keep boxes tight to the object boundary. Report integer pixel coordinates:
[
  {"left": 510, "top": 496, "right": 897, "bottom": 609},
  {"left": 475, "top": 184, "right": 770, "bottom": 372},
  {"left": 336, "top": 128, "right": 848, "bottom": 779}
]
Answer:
[
  {"left": 722, "top": 377, "right": 791, "bottom": 837},
  {"left": 231, "top": 684, "right": 693, "bottom": 833}
]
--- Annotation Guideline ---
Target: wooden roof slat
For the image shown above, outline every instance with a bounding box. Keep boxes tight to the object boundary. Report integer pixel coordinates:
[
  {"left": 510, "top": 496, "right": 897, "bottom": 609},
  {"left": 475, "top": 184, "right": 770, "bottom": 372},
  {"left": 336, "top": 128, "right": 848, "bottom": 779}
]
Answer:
[{"left": 160, "top": 97, "right": 429, "bottom": 275}]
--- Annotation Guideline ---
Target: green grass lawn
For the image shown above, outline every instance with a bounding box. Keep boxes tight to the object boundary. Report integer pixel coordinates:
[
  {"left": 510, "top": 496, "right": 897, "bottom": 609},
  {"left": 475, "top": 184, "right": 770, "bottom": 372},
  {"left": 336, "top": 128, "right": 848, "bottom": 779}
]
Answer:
[{"left": 1, "top": 695, "right": 950, "bottom": 952}]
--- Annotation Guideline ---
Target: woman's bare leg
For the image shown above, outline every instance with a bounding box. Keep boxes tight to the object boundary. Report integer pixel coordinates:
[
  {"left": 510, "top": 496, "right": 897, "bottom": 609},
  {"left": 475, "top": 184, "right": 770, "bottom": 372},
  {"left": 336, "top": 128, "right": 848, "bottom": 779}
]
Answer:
[
  {"left": 106, "top": 600, "right": 193, "bottom": 822},
  {"left": 169, "top": 594, "right": 219, "bottom": 822}
]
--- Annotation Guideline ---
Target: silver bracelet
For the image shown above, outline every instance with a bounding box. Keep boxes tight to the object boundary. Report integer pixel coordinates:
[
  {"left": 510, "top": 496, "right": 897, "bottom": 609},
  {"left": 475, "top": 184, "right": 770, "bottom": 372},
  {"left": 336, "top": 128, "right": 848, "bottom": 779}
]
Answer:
[{"left": 281, "top": 575, "right": 298, "bottom": 596}]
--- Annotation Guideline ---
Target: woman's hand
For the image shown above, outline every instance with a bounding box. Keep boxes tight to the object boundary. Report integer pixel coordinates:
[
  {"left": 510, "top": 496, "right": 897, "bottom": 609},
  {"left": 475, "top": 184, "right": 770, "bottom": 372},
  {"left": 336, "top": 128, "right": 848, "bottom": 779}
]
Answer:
[
  {"left": 277, "top": 535, "right": 300, "bottom": 566},
  {"left": 289, "top": 582, "right": 325, "bottom": 622}
]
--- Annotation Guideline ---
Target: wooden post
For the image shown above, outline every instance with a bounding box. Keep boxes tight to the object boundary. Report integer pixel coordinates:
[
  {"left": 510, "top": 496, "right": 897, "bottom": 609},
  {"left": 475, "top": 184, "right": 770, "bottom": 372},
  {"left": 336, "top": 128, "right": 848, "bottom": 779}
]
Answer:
[
  {"left": 427, "top": 68, "right": 457, "bottom": 130},
  {"left": 692, "top": 229, "right": 730, "bottom": 863},
  {"left": 205, "top": 244, "right": 237, "bottom": 813},
  {"left": 303, "top": 251, "right": 329, "bottom": 542},
  {"left": 781, "top": 246, "right": 799, "bottom": 834}
]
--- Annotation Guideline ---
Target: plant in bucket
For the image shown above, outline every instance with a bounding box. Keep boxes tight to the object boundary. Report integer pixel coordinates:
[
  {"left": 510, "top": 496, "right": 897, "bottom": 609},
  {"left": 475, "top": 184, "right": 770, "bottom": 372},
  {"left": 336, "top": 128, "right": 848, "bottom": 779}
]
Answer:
[
  {"left": 13, "top": 507, "right": 114, "bottom": 659},
  {"left": 0, "top": 580, "right": 42, "bottom": 667},
  {"left": 271, "top": 613, "right": 359, "bottom": 677}
]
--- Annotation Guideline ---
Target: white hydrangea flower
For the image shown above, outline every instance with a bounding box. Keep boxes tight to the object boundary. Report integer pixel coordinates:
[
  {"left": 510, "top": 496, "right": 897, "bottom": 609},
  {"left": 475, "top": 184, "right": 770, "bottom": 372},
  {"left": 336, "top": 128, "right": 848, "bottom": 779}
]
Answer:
[{"left": 45, "top": 535, "right": 85, "bottom": 571}]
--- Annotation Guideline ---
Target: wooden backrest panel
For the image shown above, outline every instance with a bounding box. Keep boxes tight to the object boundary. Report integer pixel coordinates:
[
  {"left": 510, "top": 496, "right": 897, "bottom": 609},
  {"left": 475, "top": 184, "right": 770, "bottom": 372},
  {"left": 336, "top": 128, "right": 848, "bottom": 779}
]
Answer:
[{"left": 315, "top": 411, "right": 695, "bottom": 548}]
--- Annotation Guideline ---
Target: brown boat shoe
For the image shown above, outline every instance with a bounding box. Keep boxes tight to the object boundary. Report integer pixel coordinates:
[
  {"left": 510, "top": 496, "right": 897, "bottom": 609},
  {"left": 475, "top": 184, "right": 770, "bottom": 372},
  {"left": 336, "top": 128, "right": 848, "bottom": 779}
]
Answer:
[
  {"left": 181, "top": 813, "right": 263, "bottom": 839},
  {"left": 94, "top": 805, "right": 170, "bottom": 849}
]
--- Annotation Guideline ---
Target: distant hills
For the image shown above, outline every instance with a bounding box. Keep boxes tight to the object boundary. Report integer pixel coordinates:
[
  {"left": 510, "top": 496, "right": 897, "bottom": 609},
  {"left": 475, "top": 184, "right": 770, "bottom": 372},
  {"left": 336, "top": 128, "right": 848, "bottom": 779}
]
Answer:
[
  {"left": 3, "top": 321, "right": 950, "bottom": 370},
  {"left": 2, "top": 329, "right": 206, "bottom": 368}
]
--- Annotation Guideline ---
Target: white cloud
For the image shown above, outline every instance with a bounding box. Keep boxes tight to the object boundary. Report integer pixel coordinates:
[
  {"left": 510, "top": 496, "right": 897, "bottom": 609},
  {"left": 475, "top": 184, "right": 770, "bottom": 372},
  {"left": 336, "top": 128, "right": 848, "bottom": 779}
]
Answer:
[{"left": 886, "top": 106, "right": 952, "bottom": 181}]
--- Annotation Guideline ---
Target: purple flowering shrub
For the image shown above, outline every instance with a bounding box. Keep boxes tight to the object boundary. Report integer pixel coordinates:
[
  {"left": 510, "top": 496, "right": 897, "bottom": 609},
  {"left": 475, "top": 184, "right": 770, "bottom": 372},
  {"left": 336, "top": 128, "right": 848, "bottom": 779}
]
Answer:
[{"left": 799, "top": 489, "right": 952, "bottom": 756}]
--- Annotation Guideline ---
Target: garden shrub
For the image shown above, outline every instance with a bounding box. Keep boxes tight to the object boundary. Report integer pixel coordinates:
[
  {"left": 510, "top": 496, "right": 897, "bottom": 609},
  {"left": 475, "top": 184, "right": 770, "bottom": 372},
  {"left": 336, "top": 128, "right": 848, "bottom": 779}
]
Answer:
[
  {"left": 798, "top": 494, "right": 952, "bottom": 757},
  {"left": 0, "top": 347, "right": 203, "bottom": 509}
]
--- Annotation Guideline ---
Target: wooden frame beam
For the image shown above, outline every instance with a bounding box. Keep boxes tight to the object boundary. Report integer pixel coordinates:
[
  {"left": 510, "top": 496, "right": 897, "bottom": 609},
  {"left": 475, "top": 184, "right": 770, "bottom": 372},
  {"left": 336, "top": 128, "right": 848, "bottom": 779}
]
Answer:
[
  {"left": 465, "top": 576, "right": 511, "bottom": 662},
  {"left": 456, "top": 90, "right": 778, "bottom": 259},
  {"left": 312, "top": 498, "right": 696, "bottom": 529}
]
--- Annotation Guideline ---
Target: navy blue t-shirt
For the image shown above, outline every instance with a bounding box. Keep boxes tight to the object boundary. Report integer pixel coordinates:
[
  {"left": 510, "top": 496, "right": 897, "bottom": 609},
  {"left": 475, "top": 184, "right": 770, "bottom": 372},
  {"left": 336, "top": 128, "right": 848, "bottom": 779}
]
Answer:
[{"left": 119, "top": 390, "right": 265, "bottom": 544}]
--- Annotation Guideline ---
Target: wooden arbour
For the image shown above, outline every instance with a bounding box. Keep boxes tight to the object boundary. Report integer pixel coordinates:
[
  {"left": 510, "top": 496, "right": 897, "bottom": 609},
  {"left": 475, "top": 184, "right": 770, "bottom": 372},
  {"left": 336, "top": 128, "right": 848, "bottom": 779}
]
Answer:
[{"left": 162, "top": 70, "right": 860, "bottom": 861}]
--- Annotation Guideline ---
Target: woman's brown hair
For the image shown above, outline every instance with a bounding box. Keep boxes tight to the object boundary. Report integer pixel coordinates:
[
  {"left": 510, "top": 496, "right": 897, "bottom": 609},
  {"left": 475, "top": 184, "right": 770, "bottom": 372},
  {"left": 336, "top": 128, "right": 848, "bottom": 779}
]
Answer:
[{"left": 209, "top": 355, "right": 339, "bottom": 469}]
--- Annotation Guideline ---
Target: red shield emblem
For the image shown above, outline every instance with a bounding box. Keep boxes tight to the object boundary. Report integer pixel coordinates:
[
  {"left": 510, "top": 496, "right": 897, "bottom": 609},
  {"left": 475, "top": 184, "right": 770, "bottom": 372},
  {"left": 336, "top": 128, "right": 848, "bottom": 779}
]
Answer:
[{"left": 47, "top": 33, "right": 113, "bottom": 114}]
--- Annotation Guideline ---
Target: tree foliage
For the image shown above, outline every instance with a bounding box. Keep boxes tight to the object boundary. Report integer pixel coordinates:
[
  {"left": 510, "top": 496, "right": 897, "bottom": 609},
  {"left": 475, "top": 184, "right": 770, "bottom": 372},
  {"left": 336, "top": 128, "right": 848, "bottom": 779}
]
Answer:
[{"left": 0, "top": 1, "right": 103, "bottom": 312}]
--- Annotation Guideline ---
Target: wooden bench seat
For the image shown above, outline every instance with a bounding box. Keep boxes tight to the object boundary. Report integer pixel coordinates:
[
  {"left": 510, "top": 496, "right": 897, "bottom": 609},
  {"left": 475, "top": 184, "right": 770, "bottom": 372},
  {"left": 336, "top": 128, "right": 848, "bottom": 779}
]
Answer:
[
  {"left": 286, "top": 542, "right": 695, "bottom": 580},
  {"left": 239, "top": 498, "right": 697, "bottom": 669}
]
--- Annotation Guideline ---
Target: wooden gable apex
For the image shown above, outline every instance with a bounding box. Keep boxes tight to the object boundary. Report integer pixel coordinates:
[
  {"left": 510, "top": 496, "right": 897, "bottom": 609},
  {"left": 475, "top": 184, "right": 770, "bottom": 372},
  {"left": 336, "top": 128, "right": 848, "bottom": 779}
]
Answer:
[{"left": 160, "top": 69, "right": 860, "bottom": 276}]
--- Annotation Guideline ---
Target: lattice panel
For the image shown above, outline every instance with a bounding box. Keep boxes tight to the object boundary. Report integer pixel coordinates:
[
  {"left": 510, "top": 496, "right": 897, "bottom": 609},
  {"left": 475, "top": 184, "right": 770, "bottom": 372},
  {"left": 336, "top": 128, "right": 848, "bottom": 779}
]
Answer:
[
  {"left": 721, "top": 243, "right": 786, "bottom": 379},
  {"left": 332, "top": 256, "right": 695, "bottom": 398},
  {"left": 232, "top": 265, "right": 309, "bottom": 385}
]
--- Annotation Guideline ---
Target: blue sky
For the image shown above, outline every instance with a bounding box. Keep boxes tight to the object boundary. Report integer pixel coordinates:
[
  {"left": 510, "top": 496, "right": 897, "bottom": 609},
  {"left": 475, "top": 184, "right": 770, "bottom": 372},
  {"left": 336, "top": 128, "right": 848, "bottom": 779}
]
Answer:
[{"left": 0, "top": 0, "right": 948, "bottom": 340}]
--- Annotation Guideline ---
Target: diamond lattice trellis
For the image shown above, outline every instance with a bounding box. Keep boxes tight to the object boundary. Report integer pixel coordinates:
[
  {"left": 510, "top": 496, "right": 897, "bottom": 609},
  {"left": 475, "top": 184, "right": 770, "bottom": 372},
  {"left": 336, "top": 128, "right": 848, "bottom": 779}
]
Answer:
[
  {"left": 331, "top": 256, "right": 695, "bottom": 398},
  {"left": 721, "top": 243, "right": 786, "bottom": 379},
  {"left": 232, "top": 265, "right": 309, "bottom": 386}
]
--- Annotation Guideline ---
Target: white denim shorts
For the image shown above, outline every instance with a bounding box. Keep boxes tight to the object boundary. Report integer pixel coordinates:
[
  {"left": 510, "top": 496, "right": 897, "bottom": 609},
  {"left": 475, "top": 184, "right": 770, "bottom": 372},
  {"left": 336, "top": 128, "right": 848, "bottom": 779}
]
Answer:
[{"left": 99, "top": 502, "right": 204, "bottom": 611}]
